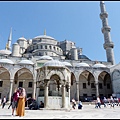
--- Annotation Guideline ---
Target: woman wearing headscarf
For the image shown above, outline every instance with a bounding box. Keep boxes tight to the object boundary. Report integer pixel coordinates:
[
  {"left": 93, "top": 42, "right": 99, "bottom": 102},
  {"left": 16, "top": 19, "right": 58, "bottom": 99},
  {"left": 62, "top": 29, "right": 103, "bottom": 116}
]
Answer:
[{"left": 16, "top": 87, "right": 26, "bottom": 117}]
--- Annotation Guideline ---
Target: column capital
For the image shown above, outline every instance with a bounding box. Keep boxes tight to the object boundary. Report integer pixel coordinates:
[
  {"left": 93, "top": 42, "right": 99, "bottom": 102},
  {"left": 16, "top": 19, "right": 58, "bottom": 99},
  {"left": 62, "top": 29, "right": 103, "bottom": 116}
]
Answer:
[
  {"left": 95, "top": 81, "right": 99, "bottom": 85},
  {"left": 33, "top": 81, "right": 36, "bottom": 84},
  {"left": 44, "top": 79, "right": 49, "bottom": 87},
  {"left": 76, "top": 81, "right": 79, "bottom": 84},
  {"left": 10, "top": 80, "right": 14, "bottom": 83},
  {"left": 61, "top": 80, "right": 66, "bottom": 86}
]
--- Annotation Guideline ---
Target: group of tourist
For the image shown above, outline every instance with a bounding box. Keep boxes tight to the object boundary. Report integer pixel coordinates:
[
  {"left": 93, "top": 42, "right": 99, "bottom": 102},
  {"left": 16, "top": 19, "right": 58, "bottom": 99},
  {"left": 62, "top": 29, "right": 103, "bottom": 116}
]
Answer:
[
  {"left": 1, "top": 92, "right": 120, "bottom": 117},
  {"left": 72, "top": 98, "right": 83, "bottom": 109},
  {"left": 102, "top": 96, "right": 120, "bottom": 108},
  {"left": 71, "top": 95, "right": 120, "bottom": 110},
  {"left": 94, "top": 95, "right": 120, "bottom": 108}
]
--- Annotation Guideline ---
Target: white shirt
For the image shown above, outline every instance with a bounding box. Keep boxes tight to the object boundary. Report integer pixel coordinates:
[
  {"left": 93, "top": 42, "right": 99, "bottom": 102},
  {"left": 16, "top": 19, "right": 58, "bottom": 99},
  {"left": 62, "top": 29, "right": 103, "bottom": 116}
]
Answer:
[
  {"left": 97, "top": 97, "right": 101, "bottom": 103},
  {"left": 3, "top": 97, "right": 6, "bottom": 103}
]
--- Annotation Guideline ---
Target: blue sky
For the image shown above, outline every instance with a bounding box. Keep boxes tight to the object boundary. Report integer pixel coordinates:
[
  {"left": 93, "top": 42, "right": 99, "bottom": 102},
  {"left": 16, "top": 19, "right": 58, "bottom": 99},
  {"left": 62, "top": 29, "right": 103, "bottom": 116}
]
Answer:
[{"left": 0, "top": 1, "right": 120, "bottom": 64}]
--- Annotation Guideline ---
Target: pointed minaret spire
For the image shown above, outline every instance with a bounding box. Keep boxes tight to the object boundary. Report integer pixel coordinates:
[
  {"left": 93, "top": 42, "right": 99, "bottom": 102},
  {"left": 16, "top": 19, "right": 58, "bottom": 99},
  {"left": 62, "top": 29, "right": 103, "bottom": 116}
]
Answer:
[
  {"left": 100, "top": 1, "right": 115, "bottom": 65},
  {"left": 44, "top": 29, "right": 46, "bottom": 35},
  {"left": 100, "top": 1, "right": 106, "bottom": 13},
  {"left": 6, "top": 27, "right": 12, "bottom": 50}
]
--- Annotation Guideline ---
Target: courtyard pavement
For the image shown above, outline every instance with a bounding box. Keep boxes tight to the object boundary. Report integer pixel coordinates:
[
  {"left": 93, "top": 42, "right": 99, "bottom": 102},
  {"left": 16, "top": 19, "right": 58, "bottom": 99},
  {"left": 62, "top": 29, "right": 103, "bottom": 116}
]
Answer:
[{"left": 0, "top": 103, "right": 120, "bottom": 119}]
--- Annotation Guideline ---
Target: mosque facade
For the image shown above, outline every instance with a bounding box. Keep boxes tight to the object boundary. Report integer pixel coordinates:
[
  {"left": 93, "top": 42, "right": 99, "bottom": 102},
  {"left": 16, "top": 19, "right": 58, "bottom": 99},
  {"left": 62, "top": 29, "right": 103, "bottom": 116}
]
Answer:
[{"left": 0, "top": 1, "right": 119, "bottom": 109}]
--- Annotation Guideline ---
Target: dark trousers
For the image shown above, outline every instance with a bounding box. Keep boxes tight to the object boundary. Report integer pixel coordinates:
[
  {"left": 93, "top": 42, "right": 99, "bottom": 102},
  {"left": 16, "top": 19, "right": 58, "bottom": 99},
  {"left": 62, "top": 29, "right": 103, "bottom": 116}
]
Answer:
[
  {"left": 8, "top": 102, "right": 12, "bottom": 109},
  {"left": 97, "top": 102, "right": 101, "bottom": 108},
  {"left": 2, "top": 103, "right": 6, "bottom": 108}
]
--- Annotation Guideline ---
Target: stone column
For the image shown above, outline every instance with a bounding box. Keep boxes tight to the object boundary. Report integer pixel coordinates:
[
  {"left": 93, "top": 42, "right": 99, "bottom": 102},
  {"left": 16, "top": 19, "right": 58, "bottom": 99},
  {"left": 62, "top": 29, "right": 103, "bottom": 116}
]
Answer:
[
  {"left": 95, "top": 81, "right": 99, "bottom": 97},
  {"left": 8, "top": 81, "right": 13, "bottom": 103},
  {"left": 36, "top": 82, "right": 40, "bottom": 100},
  {"left": 76, "top": 81, "right": 79, "bottom": 102},
  {"left": 68, "top": 85, "right": 71, "bottom": 108},
  {"left": 62, "top": 84, "right": 66, "bottom": 108},
  {"left": 32, "top": 81, "right": 36, "bottom": 99},
  {"left": 44, "top": 80, "right": 49, "bottom": 108}
]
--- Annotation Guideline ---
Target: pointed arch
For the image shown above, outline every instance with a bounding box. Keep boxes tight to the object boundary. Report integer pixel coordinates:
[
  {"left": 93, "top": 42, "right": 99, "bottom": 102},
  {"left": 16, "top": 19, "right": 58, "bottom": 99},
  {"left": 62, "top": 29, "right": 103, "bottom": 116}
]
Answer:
[{"left": 98, "top": 71, "right": 112, "bottom": 98}]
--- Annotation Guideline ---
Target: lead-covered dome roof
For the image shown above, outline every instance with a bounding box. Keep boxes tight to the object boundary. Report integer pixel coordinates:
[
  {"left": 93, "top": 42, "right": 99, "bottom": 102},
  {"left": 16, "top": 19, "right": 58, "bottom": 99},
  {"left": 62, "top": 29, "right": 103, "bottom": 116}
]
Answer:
[
  {"left": 0, "top": 49, "right": 11, "bottom": 55},
  {"left": 43, "top": 60, "right": 65, "bottom": 67},
  {"left": 62, "top": 61, "right": 72, "bottom": 66},
  {"left": 0, "top": 59, "right": 14, "bottom": 64},
  {"left": 18, "top": 59, "right": 34, "bottom": 65},
  {"left": 34, "top": 35, "right": 55, "bottom": 40},
  {"left": 39, "top": 55, "right": 53, "bottom": 60},
  {"left": 78, "top": 54, "right": 91, "bottom": 61},
  {"left": 18, "top": 37, "right": 27, "bottom": 41},
  {"left": 92, "top": 63, "right": 106, "bottom": 68},
  {"left": 75, "top": 62, "right": 90, "bottom": 67}
]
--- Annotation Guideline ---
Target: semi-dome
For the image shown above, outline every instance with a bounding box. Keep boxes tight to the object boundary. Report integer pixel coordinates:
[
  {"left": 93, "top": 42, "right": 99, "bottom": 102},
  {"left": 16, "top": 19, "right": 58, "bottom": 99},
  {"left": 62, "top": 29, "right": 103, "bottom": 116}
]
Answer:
[
  {"left": 18, "top": 59, "right": 34, "bottom": 65},
  {"left": 18, "top": 37, "right": 27, "bottom": 41},
  {"left": 34, "top": 35, "right": 55, "bottom": 40},
  {"left": 76, "top": 62, "right": 90, "bottom": 67},
  {"left": 43, "top": 60, "right": 65, "bottom": 67},
  {"left": 62, "top": 61, "right": 72, "bottom": 66},
  {"left": 39, "top": 56, "right": 53, "bottom": 60},
  {"left": 0, "top": 49, "right": 11, "bottom": 55},
  {"left": 93, "top": 63, "right": 106, "bottom": 68},
  {"left": 0, "top": 59, "right": 14, "bottom": 64}
]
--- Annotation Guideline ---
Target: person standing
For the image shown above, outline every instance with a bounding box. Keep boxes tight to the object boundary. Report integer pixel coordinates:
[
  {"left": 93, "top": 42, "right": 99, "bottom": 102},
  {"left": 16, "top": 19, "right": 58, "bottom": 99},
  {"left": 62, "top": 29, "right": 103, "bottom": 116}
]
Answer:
[
  {"left": 72, "top": 98, "right": 76, "bottom": 109},
  {"left": 16, "top": 88, "right": 26, "bottom": 117},
  {"left": 11, "top": 88, "right": 20, "bottom": 115},
  {"left": 110, "top": 96, "right": 114, "bottom": 108},
  {"left": 1, "top": 96, "right": 6, "bottom": 109},
  {"left": 96, "top": 96, "right": 101, "bottom": 108}
]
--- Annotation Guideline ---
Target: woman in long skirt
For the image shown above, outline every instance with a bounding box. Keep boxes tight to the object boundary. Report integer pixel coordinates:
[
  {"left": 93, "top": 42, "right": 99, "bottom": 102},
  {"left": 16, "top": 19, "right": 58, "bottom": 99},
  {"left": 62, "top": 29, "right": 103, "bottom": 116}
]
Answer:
[{"left": 16, "top": 88, "right": 26, "bottom": 117}]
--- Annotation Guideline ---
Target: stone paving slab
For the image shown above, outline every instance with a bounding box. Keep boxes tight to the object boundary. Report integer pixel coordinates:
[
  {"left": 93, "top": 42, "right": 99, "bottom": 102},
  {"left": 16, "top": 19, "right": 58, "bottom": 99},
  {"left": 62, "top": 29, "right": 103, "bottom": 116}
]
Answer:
[{"left": 0, "top": 104, "right": 120, "bottom": 119}]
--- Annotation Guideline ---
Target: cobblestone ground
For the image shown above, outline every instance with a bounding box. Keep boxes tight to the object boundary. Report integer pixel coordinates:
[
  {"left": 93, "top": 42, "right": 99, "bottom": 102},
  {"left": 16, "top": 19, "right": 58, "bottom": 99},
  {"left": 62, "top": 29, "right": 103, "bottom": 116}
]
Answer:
[{"left": 0, "top": 104, "right": 120, "bottom": 119}]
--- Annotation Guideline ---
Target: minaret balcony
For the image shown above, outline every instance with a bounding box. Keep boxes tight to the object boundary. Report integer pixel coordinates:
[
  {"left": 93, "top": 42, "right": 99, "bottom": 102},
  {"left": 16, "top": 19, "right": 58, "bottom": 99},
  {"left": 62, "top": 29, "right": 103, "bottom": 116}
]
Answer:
[
  {"left": 100, "top": 12, "right": 108, "bottom": 19},
  {"left": 103, "top": 42, "right": 114, "bottom": 49},
  {"left": 101, "top": 26, "right": 111, "bottom": 33}
]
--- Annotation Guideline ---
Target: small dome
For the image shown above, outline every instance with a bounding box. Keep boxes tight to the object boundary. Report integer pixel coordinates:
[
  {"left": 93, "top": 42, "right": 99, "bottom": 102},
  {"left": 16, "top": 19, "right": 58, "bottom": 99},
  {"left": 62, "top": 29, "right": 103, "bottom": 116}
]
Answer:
[
  {"left": 76, "top": 62, "right": 90, "bottom": 67},
  {"left": 62, "top": 62, "right": 72, "bottom": 66},
  {"left": 13, "top": 42, "right": 18, "bottom": 45},
  {"left": 34, "top": 35, "right": 55, "bottom": 40},
  {"left": 43, "top": 60, "right": 65, "bottom": 67},
  {"left": 18, "top": 37, "right": 27, "bottom": 41},
  {"left": 0, "top": 49, "right": 11, "bottom": 55},
  {"left": 18, "top": 60, "right": 34, "bottom": 65},
  {"left": 78, "top": 54, "right": 91, "bottom": 61},
  {"left": 93, "top": 63, "right": 106, "bottom": 68},
  {"left": 0, "top": 59, "right": 14, "bottom": 64},
  {"left": 39, "top": 56, "right": 53, "bottom": 60}
]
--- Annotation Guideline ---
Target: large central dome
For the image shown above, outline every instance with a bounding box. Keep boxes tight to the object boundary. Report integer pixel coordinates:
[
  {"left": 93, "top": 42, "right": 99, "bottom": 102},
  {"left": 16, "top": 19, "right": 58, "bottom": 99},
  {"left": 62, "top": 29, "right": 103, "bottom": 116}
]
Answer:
[
  {"left": 33, "top": 33, "right": 57, "bottom": 45},
  {"left": 34, "top": 35, "right": 55, "bottom": 40}
]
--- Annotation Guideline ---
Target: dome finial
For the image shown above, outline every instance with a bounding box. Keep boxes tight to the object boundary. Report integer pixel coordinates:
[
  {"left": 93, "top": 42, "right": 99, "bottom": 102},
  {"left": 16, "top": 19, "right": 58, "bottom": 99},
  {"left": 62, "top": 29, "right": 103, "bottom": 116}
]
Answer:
[{"left": 44, "top": 29, "right": 46, "bottom": 35}]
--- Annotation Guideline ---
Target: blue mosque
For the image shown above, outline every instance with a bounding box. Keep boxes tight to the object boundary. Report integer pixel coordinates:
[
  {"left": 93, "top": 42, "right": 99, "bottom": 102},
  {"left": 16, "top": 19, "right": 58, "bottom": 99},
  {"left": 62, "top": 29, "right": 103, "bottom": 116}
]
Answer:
[{"left": 0, "top": 1, "right": 119, "bottom": 109}]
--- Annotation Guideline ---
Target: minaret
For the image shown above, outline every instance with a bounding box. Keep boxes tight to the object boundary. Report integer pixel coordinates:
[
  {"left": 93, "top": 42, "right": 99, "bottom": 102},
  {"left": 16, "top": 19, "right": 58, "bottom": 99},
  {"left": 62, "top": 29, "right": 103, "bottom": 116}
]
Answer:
[
  {"left": 5, "top": 27, "right": 12, "bottom": 50},
  {"left": 100, "top": 1, "right": 115, "bottom": 65}
]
